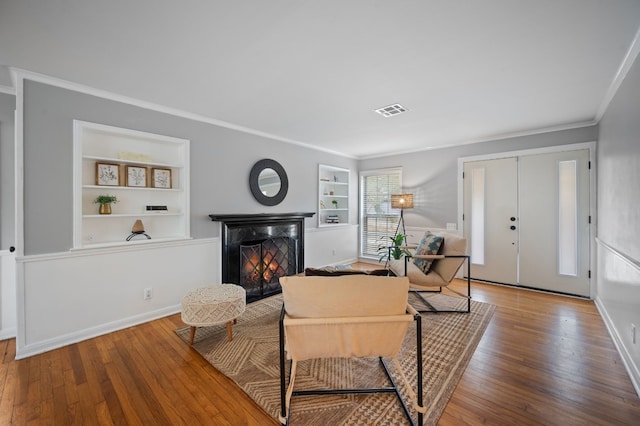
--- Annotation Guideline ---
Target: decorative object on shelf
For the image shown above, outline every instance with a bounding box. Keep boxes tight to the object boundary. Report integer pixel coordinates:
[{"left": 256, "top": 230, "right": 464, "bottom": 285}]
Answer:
[
  {"left": 320, "top": 200, "right": 326, "bottom": 209},
  {"left": 118, "top": 151, "right": 153, "bottom": 162},
  {"left": 391, "top": 193, "right": 414, "bottom": 237},
  {"left": 93, "top": 194, "right": 118, "bottom": 215},
  {"left": 249, "top": 158, "right": 289, "bottom": 206},
  {"left": 331, "top": 199, "right": 338, "bottom": 208},
  {"left": 326, "top": 214, "right": 340, "bottom": 224},
  {"left": 125, "top": 165, "right": 147, "bottom": 187},
  {"left": 126, "top": 219, "right": 152, "bottom": 241},
  {"left": 146, "top": 205, "right": 168, "bottom": 211},
  {"left": 96, "top": 163, "right": 120, "bottom": 186},
  {"left": 152, "top": 168, "right": 172, "bottom": 188}
]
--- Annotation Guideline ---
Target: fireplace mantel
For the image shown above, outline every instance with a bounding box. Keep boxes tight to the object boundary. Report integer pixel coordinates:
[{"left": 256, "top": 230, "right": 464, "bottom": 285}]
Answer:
[
  {"left": 209, "top": 212, "right": 315, "bottom": 224},
  {"left": 210, "top": 212, "right": 315, "bottom": 302}
]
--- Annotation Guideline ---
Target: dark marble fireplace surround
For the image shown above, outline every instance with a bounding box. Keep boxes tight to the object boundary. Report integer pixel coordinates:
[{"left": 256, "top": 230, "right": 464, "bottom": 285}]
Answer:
[{"left": 209, "top": 213, "right": 315, "bottom": 302}]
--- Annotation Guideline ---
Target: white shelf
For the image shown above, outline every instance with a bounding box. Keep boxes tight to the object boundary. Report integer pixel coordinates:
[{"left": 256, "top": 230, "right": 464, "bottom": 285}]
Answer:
[
  {"left": 82, "top": 154, "right": 182, "bottom": 169},
  {"left": 83, "top": 212, "right": 182, "bottom": 218},
  {"left": 73, "top": 120, "right": 190, "bottom": 249},
  {"left": 318, "top": 164, "right": 350, "bottom": 227},
  {"left": 82, "top": 185, "right": 182, "bottom": 192}
]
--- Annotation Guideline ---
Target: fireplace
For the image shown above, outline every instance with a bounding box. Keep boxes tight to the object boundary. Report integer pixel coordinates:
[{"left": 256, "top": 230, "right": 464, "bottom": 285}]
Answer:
[{"left": 209, "top": 213, "right": 315, "bottom": 302}]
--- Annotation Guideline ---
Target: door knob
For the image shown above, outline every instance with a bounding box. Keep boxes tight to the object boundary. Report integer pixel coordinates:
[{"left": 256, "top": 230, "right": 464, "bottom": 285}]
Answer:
[
  {"left": 510, "top": 217, "right": 516, "bottom": 221},
  {"left": 510, "top": 225, "right": 516, "bottom": 230}
]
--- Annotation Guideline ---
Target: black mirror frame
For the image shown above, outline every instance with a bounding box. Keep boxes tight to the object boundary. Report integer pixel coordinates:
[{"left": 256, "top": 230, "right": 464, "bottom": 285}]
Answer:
[{"left": 249, "top": 159, "right": 289, "bottom": 206}]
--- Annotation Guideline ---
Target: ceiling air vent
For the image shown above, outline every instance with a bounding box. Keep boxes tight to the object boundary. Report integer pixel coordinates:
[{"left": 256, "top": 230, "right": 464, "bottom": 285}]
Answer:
[{"left": 374, "top": 103, "right": 408, "bottom": 117}]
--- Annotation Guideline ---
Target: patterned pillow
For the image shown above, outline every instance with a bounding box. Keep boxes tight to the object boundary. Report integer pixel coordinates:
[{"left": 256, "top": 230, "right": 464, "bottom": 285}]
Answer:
[{"left": 412, "top": 232, "right": 444, "bottom": 274}]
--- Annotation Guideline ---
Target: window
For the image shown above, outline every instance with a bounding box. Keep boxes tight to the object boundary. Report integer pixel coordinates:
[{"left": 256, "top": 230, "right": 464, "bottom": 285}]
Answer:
[{"left": 360, "top": 168, "right": 402, "bottom": 258}]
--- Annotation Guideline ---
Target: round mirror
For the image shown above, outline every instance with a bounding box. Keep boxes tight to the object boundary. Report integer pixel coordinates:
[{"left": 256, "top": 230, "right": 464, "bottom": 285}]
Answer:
[
  {"left": 249, "top": 159, "right": 288, "bottom": 206},
  {"left": 258, "top": 168, "right": 281, "bottom": 197}
]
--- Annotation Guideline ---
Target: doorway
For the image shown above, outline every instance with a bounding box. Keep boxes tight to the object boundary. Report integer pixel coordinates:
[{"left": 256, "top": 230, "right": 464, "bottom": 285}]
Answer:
[{"left": 461, "top": 144, "right": 593, "bottom": 297}]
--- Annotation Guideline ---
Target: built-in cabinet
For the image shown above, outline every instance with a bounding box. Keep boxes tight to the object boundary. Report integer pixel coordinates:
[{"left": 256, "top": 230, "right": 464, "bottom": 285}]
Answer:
[
  {"left": 318, "top": 164, "right": 350, "bottom": 227},
  {"left": 73, "top": 120, "right": 190, "bottom": 248}
]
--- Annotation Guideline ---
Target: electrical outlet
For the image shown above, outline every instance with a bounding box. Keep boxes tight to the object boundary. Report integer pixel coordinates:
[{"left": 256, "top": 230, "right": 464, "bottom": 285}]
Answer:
[
  {"left": 144, "top": 287, "right": 153, "bottom": 300},
  {"left": 633, "top": 324, "right": 637, "bottom": 344},
  {"left": 332, "top": 249, "right": 336, "bottom": 256}
]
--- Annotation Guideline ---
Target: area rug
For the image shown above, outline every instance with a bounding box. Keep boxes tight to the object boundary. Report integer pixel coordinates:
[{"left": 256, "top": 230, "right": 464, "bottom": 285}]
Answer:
[{"left": 175, "top": 292, "right": 495, "bottom": 425}]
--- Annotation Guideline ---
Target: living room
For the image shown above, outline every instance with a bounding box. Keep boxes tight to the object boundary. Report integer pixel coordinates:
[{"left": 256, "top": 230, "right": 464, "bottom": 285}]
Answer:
[{"left": 0, "top": 1, "right": 639, "bottom": 424}]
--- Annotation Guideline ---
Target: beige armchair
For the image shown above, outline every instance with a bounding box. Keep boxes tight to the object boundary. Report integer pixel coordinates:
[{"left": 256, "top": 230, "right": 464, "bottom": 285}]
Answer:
[
  {"left": 388, "top": 232, "right": 471, "bottom": 313},
  {"left": 278, "top": 275, "right": 425, "bottom": 425}
]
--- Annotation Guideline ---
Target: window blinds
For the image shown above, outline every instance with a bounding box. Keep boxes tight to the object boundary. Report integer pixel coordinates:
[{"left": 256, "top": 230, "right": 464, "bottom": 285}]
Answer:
[{"left": 360, "top": 168, "right": 402, "bottom": 258}]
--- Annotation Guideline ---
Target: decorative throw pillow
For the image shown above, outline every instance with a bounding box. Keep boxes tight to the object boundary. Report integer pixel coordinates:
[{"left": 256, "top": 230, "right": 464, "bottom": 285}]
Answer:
[{"left": 412, "top": 232, "right": 444, "bottom": 274}]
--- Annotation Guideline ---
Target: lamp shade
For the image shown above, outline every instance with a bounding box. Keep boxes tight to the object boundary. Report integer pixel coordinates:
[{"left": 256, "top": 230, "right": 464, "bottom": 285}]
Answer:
[{"left": 391, "top": 193, "right": 414, "bottom": 209}]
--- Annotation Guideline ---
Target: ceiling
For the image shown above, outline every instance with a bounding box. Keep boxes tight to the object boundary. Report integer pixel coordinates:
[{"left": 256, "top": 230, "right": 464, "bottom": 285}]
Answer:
[{"left": 1, "top": 1, "right": 640, "bottom": 158}]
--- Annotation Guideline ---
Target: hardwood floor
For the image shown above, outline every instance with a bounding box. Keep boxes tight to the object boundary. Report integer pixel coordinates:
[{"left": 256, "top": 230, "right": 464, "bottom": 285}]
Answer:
[{"left": 1, "top": 279, "right": 639, "bottom": 425}]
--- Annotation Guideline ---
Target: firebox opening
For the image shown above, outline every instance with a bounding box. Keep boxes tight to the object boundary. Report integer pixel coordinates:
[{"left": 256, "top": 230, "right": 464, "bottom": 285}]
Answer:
[{"left": 240, "top": 237, "right": 297, "bottom": 302}]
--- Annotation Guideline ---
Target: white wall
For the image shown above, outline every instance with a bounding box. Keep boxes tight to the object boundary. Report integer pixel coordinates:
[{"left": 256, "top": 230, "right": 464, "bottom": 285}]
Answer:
[
  {"left": 305, "top": 225, "right": 359, "bottom": 268},
  {"left": 596, "top": 51, "right": 640, "bottom": 395},
  {"left": 16, "top": 239, "right": 218, "bottom": 358}
]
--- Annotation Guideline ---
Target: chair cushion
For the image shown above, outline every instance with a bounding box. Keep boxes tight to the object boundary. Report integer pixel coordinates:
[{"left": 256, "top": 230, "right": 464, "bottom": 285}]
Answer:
[
  {"left": 280, "top": 275, "right": 409, "bottom": 318},
  {"left": 412, "top": 232, "right": 443, "bottom": 274}
]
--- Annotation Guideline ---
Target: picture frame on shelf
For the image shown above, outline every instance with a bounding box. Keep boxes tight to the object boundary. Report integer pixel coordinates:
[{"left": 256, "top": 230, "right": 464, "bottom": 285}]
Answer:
[
  {"left": 126, "top": 165, "right": 147, "bottom": 187},
  {"left": 95, "top": 162, "right": 120, "bottom": 186},
  {"left": 151, "top": 168, "right": 172, "bottom": 189}
]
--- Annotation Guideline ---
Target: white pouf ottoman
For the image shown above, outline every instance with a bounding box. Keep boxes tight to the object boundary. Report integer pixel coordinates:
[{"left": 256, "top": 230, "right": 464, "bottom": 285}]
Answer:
[{"left": 181, "top": 284, "right": 246, "bottom": 344}]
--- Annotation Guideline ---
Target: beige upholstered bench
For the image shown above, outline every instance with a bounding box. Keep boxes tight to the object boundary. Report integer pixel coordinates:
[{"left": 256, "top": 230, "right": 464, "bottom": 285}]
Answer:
[{"left": 181, "top": 284, "right": 246, "bottom": 344}]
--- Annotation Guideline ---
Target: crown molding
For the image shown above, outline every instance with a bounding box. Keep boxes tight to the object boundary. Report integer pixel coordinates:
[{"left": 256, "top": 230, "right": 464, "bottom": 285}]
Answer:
[
  {"left": 359, "top": 120, "right": 598, "bottom": 160},
  {"left": 9, "top": 68, "right": 357, "bottom": 159},
  {"left": 596, "top": 24, "right": 640, "bottom": 121},
  {"left": 0, "top": 84, "right": 15, "bottom": 95}
]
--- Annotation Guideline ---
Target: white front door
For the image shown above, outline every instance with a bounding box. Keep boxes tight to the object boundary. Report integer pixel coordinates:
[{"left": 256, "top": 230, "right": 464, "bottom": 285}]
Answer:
[
  {"left": 463, "top": 157, "right": 518, "bottom": 285},
  {"left": 463, "top": 148, "right": 591, "bottom": 297},
  {"left": 518, "top": 149, "right": 591, "bottom": 296}
]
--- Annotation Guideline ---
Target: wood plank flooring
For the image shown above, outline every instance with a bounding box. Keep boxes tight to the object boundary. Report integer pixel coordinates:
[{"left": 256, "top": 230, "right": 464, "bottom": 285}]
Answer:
[{"left": 0, "top": 278, "right": 639, "bottom": 425}]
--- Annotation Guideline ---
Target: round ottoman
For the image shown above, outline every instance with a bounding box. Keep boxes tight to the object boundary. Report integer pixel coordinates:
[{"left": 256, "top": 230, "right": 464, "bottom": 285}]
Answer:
[{"left": 181, "top": 284, "right": 246, "bottom": 344}]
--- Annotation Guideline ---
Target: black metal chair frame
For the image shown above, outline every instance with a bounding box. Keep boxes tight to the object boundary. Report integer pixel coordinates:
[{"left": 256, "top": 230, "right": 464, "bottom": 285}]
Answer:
[
  {"left": 278, "top": 305, "right": 423, "bottom": 426},
  {"left": 401, "top": 251, "right": 472, "bottom": 314}
]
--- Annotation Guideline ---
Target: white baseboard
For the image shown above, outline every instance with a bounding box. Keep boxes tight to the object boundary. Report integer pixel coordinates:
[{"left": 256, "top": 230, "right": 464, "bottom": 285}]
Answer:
[{"left": 595, "top": 296, "right": 640, "bottom": 397}]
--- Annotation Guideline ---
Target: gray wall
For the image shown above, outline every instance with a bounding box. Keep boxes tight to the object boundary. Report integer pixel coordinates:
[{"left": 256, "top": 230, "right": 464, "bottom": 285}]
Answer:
[
  {"left": 598, "top": 55, "right": 640, "bottom": 261},
  {"left": 23, "top": 81, "right": 357, "bottom": 255},
  {"left": 597, "top": 47, "right": 640, "bottom": 355},
  {"left": 358, "top": 126, "right": 598, "bottom": 229},
  {"left": 0, "top": 92, "right": 15, "bottom": 250}
]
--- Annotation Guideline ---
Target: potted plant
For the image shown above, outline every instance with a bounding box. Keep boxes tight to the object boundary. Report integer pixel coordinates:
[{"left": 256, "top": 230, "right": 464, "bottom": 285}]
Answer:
[
  {"left": 377, "top": 233, "right": 411, "bottom": 266},
  {"left": 94, "top": 194, "right": 118, "bottom": 215},
  {"left": 331, "top": 199, "right": 338, "bottom": 209}
]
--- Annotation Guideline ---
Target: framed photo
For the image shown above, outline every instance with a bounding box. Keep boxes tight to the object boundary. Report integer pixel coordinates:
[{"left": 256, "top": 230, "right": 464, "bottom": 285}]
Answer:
[
  {"left": 126, "top": 166, "right": 147, "bottom": 187},
  {"left": 95, "top": 163, "right": 120, "bottom": 186},
  {"left": 151, "top": 168, "right": 172, "bottom": 189}
]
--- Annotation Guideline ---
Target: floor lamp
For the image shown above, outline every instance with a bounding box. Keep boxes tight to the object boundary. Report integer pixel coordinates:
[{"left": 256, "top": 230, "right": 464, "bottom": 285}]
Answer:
[{"left": 391, "top": 193, "right": 414, "bottom": 238}]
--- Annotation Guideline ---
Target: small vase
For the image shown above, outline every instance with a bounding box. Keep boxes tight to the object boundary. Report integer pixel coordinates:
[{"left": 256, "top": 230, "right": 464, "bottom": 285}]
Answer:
[{"left": 99, "top": 203, "right": 112, "bottom": 215}]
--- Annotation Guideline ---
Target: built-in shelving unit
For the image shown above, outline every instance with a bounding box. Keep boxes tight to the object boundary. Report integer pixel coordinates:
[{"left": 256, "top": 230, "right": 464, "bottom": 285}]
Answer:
[
  {"left": 73, "top": 120, "right": 190, "bottom": 249},
  {"left": 318, "top": 164, "right": 350, "bottom": 227}
]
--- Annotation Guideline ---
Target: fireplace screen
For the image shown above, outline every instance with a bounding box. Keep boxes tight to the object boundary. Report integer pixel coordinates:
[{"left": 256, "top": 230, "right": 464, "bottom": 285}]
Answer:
[{"left": 240, "top": 237, "right": 297, "bottom": 300}]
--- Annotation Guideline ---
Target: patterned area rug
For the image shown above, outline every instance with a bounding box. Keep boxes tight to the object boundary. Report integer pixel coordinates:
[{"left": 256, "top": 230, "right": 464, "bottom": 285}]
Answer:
[{"left": 176, "top": 291, "right": 495, "bottom": 425}]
